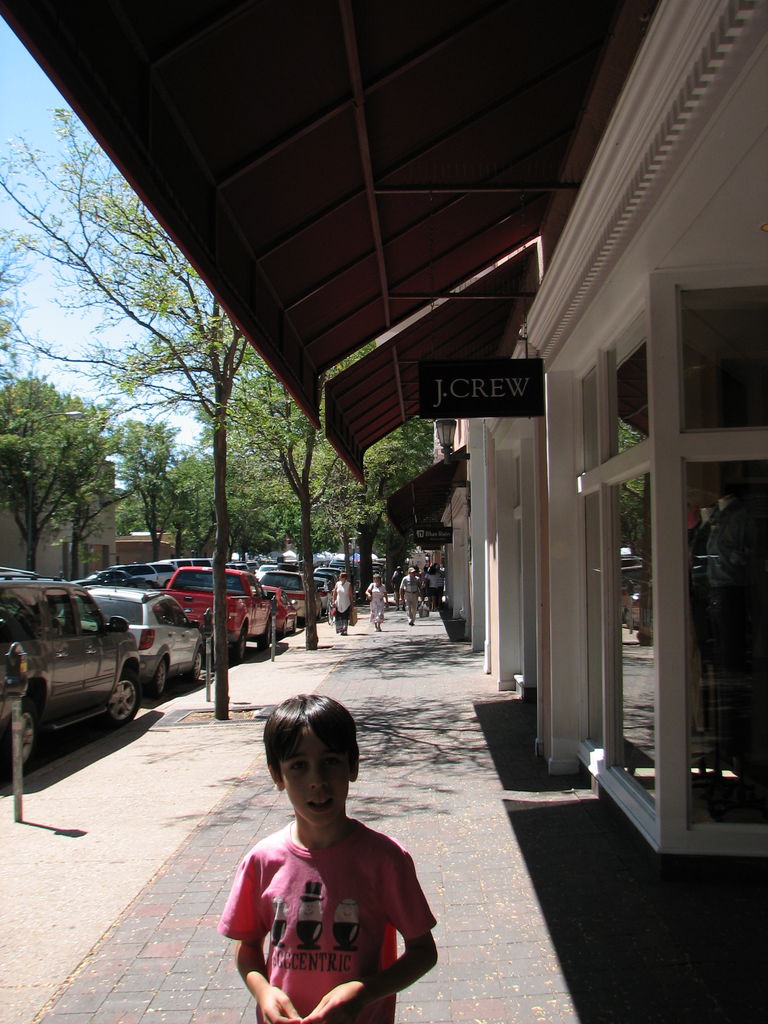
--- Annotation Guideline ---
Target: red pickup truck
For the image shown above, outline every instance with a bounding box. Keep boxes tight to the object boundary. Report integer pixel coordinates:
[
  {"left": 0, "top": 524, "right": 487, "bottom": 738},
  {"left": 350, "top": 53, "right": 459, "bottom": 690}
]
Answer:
[{"left": 165, "top": 566, "right": 272, "bottom": 662}]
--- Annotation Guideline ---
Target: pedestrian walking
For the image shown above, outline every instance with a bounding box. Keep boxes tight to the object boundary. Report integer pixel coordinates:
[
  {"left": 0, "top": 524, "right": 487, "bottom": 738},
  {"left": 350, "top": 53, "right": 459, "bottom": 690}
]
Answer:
[
  {"left": 425, "top": 562, "right": 445, "bottom": 611},
  {"left": 390, "top": 566, "right": 404, "bottom": 609},
  {"left": 399, "top": 566, "right": 421, "bottom": 626},
  {"left": 365, "top": 572, "right": 389, "bottom": 631},
  {"left": 331, "top": 571, "right": 355, "bottom": 635},
  {"left": 218, "top": 694, "right": 438, "bottom": 1024}
]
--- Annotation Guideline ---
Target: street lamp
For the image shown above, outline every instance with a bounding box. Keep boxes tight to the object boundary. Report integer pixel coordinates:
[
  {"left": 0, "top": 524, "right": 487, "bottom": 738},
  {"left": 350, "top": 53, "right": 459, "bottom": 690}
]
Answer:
[
  {"left": 435, "top": 419, "right": 470, "bottom": 464},
  {"left": 25, "top": 410, "right": 84, "bottom": 572}
]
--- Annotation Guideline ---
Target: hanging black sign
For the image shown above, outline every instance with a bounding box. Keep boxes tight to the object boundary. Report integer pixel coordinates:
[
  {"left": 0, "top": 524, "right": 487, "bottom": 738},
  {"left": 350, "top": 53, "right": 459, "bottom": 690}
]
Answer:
[
  {"left": 418, "top": 359, "right": 545, "bottom": 418},
  {"left": 414, "top": 525, "right": 453, "bottom": 545}
]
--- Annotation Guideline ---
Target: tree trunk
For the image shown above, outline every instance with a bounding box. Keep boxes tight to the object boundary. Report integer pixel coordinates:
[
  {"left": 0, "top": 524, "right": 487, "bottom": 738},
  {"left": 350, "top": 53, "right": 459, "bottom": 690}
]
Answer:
[
  {"left": 300, "top": 494, "right": 318, "bottom": 650},
  {"left": 212, "top": 395, "right": 230, "bottom": 720},
  {"left": 357, "top": 526, "right": 375, "bottom": 597}
]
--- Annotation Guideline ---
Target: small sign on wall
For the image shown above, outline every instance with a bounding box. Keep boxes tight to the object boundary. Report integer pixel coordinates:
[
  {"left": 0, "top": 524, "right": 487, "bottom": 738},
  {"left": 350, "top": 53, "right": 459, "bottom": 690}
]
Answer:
[
  {"left": 415, "top": 526, "right": 453, "bottom": 545},
  {"left": 418, "top": 359, "right": 545, "bottom": 418}
]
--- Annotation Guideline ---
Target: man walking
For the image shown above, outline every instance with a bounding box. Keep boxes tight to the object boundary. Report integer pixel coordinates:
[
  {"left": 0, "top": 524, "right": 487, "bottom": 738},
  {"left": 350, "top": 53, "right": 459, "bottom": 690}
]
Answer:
[{"left": 399, "top": 566, "right": 421, "bottom": 626}]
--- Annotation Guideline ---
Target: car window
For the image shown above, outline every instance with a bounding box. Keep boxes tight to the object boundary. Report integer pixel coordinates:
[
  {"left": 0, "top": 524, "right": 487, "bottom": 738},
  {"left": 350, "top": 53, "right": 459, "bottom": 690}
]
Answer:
[
  {"left": 260, "top": 572, "right": 303, "bottom": 591},
  {"left": 73, "top": 593, "right": 103, "bottom": 634},
  {"left": 153, "top": 599, "right": 182, "bottom": 625},
  {"left": 95, "top": 596, "right": 142, "bottom": 624},
  {"left": 46, "top": 592, "right": 76, "bottom": 636},
  {"left": 165, "top": 601, "right": 188, "bottom": 626},
  {"left": 0, "top": 590, "right": 42, "bottom": 642},
  {"left": 124, "top": 565, "right": 151, "bottom": 576},
  {"left": 169, "top": 570, "right": 212, "bottom": 591}
]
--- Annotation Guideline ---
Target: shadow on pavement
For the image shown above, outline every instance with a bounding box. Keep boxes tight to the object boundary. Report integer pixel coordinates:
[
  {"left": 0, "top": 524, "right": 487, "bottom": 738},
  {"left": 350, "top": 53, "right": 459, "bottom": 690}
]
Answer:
[
  {"left": 1, "top": 709, "right": 164, "bottom": 795},
  {"left": 476, "top": 696, "right": 768, "bottom": 1024}
]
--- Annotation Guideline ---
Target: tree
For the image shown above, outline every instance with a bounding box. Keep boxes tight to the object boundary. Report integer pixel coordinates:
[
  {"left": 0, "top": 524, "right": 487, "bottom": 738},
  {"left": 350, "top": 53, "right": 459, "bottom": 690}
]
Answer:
[
  {"left": 354, "top": 418, "right": 434, "bottom": 593},
  {"left": 0, "top": 229, "right": 26, "bottom": 375},
  {"left": 1, "top": 111, "right": 251, "bottom": 718},
  {"left": 116, "top": 420, "right": 178, "bottom": 559},
  {"left": 0, "top": 376, "right": 114, "bottom": 571},
  {"left": 231, "top": 351, "right": 353, "bottom": 650}
]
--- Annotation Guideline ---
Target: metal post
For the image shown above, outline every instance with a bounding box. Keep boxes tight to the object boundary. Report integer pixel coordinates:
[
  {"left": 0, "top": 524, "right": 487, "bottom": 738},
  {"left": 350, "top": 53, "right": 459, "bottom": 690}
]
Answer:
[
  {"left": 5, "top": 642, "right": 28, "bottom": 823},
  {"left": 12, "top": 699, "right": 24, "bottom": 822},
  {"left": 202, "top": 608, "right": 214, "bottom": 702},
  {"left": 270, "top": 595, "right": 278, "bottom": 662}
]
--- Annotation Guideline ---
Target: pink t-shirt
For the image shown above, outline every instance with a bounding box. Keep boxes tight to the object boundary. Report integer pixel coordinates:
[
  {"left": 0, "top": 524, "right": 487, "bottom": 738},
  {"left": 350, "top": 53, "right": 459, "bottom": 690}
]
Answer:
[{"left": 218, "top": 820, "right": 436, "bottom": 1023}]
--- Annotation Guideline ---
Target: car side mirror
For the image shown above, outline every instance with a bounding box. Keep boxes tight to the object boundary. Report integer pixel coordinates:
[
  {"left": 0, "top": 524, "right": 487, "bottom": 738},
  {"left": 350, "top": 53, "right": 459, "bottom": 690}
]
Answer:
[{"left": 106, "top": 615, "right": 130, "bottom": 633}]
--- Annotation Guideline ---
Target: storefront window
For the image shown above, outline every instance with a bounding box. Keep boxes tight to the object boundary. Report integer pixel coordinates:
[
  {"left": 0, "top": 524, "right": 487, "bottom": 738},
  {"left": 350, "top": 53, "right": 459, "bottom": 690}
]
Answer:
[
  {"left": 681, "top": 286, "right": 768, "bottom": 430},
  {"left": 617, "top": 473, "right": 655, "bottom": 796},
  {"left": 617, "top": 343, "right": 649, "bottom": 453},
  {"left": 687, "top": 460, "right": 768, "bottom": 824}
]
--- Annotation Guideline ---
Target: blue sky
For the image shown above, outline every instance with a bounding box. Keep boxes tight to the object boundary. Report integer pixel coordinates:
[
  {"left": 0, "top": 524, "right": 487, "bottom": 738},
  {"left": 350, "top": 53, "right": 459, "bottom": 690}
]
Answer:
[{"left": 1, "top": 18, "right": 200, "bottom": 446}]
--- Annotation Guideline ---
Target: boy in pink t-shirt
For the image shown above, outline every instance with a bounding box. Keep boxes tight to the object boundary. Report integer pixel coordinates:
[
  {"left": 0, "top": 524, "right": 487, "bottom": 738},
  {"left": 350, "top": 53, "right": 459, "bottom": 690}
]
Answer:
[{"left": 218, "top": 694, "right": 437, "bottom": 1023}]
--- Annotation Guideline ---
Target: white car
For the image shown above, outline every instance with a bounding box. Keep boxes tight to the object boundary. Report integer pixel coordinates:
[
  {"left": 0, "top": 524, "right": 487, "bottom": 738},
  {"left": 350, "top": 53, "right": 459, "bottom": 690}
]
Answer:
[{"left": 89, "top": 587, "right": 203, "bottom": 697}]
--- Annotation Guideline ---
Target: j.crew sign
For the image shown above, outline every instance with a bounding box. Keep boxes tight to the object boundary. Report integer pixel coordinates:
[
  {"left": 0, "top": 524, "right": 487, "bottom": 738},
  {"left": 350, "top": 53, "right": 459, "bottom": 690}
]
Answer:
[{"left": 418, "top": 359, "right": 545, "bottom": 418}]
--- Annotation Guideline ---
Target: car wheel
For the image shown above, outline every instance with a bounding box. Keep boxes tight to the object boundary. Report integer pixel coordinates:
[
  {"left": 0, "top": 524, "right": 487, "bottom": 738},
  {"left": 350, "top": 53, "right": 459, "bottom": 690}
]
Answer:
[
  {"left": 1, "top": 697, "right": 39, "bottom": 772},
  {"left": 288, "top": 615, "right": 297, "bottom": 635},
  {"left": 230, "top": 625, "right": 248, "bottom": 664},
  {"left": 256, "top": 617, "right": 272, "bottom": 650},
  {"left": 103, "top": 668, "right": 141, "bottom": 728},
  {"left": 188, "top": 646, "right": 203, "bottom": 681},
  {"left": 150, "top": 656, "right": 169, "bottom": 698}
]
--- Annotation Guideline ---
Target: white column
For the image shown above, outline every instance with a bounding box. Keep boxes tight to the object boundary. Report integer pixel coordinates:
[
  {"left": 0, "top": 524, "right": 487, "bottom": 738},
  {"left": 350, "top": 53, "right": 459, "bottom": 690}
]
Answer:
[
  {"left": 469, "top": 419, "right": 487, "bottom": 653},
  {"left": 545, "top": 371, "right": 582, "bottom": 772},
  {"left": 495, "top": 445, "right": 520, "bottom": 690}
]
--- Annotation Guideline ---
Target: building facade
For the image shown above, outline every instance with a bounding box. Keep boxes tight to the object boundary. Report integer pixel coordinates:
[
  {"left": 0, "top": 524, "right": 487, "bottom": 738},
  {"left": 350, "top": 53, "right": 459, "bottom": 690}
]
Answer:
[{"left": 466, "top": 0, "right": 768, "bottom": 861}]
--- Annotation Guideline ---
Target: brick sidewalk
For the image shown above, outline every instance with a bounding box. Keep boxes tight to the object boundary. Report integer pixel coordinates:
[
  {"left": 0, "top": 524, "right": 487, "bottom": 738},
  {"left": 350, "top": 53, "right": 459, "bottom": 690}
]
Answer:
[{"left": 16, "top": 609, "right": 768, "bottom": 1023}]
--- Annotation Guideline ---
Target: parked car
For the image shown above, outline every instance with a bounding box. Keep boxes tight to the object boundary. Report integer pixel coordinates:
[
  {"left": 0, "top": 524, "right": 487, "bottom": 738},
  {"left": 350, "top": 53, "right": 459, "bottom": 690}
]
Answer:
[
  {"left": 258, "top": 570, "right": 320, "bottom": 624},
  {"left": 260, "top": 586, "right": 298, "bottom": 639},
  {"left": 313, "top": 574, "right": 332, "bottom": 614},
  {"left": 255, "top": 563, "right": 279, "bottom": 580},
  {"left": 160, "top": 558, "right": 213, "bottom": 571},
  {"left": 313, "top": 567, "right": 340, "bottom": 586},
  {"left": 109, "top": 563, "right": 169, "bottom": 585},
  {"left": 73, "top": 563, "right": 173, "bottom": 588},
  {"left": 0, "top": 573, "right": 141, "bottom": 768},
  {"left": 148, "top": 562, "right": 177, "bottom": 585},
  {"left": 165, "top": 566, "right": 272, "bottom": 662},
  {"left": 88, "top": 588, "right": 202, "bottom": 697},
  {"left": 71, "top": 568, "right": 154, "bottom": 589}
]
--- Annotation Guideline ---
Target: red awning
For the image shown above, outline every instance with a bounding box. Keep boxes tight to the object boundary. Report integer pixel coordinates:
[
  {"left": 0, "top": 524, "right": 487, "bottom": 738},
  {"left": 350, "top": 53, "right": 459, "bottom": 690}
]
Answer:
[
  {"left": 387, "top": 458, "right": 467, "bottom": 536},
  {"left": 0, "top": 1, "right": 655, "bottom": 424}
]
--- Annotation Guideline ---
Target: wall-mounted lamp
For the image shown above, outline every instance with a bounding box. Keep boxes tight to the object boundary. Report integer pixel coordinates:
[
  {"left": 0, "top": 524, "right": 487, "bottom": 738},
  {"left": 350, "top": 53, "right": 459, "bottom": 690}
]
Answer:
[{"left": 435, "top": 419, "right": 470, "bottom": 464}]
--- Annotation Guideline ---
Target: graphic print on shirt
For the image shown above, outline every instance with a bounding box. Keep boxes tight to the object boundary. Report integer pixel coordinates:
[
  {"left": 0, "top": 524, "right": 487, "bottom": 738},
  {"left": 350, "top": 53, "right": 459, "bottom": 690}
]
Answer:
[
  {"left": 333, "top": 897, "right": 360, "bottom": 950},
  {"left": 297, "top": 881, "right": 323, "bottom": 949},
  {"left": 271, "top": 896, "right": 288, "bottom": 947},
  {"left": 269, "top": 882, "right": 360, "bottom": 954}
]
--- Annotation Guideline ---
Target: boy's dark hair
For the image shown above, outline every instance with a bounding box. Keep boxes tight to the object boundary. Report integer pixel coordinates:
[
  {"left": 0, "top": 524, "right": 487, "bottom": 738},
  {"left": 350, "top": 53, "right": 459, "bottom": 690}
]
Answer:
[{"left": 264, "top": 694, "right": 359, "bottom": 776}]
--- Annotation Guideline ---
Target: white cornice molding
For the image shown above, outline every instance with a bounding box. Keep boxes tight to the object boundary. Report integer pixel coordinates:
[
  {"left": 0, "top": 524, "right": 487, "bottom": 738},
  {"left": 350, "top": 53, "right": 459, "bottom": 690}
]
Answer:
[{"left": 530, "top": 0, "right": 767, "bottom": 362}]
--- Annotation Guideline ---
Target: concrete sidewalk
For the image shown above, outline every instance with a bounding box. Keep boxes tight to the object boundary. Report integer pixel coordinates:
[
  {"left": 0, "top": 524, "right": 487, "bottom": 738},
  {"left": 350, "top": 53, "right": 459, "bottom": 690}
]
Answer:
[{"left": 2, "top": 606, "right": 766, "bottom": 1024}]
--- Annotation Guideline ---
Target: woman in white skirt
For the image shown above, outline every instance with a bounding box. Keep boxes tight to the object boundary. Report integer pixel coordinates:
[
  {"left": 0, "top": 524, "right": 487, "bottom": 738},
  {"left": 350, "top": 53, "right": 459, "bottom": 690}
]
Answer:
[{"left": 365, "top": 572, "right": 388, "bottom": 631}]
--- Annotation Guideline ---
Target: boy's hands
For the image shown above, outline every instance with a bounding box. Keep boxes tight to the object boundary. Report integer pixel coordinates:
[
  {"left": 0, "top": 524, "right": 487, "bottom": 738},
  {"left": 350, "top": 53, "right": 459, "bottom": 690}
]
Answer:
[
  {"left": 300, "top": 980, "right": 367, "bottom": 1023},
  {"left": 257, "top": 983, "right": 302, "bottom": 1024}
]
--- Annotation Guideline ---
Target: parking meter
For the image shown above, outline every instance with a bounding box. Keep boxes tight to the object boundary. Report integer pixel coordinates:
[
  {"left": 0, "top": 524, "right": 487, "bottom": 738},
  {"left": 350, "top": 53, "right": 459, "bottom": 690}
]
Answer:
[
  {"left": 202, "top": 608, "right": 214, "bottom": 702},
  {"left": 5, "top": 642, "right": 29, "bottom": 823},
  {"left": 4, "top": 641, "right": 28, "bottom": 698}
]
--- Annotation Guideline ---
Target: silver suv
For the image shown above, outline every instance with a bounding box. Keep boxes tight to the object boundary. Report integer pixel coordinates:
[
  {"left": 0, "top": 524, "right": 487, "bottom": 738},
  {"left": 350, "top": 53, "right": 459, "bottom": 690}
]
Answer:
[
  {"left": 88, "top": 588, "right": 202, "bottom": 697},
  {"left": 0, "top": 573, "right": 141, "bottom": 768}
]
